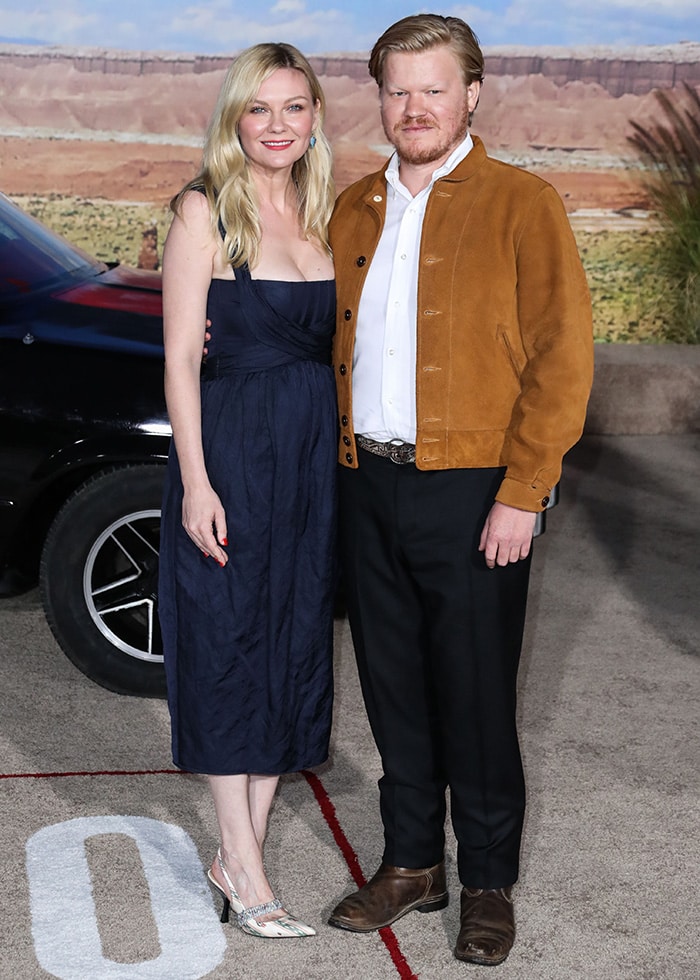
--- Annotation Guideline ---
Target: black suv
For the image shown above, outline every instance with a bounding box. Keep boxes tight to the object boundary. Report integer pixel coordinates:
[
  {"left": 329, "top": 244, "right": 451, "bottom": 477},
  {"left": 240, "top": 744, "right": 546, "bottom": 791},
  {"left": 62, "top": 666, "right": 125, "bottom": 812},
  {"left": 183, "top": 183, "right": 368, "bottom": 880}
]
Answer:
[{"left": 0, "top": 192, "right": 169, "bottom": 696}]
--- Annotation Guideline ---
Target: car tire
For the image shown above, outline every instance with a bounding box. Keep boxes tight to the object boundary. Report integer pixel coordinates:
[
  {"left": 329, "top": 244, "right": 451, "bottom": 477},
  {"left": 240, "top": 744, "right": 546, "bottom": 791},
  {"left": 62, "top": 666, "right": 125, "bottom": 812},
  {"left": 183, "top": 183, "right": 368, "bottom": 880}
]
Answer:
[{"left": 40, "top": 465, "right": 167, "bottom": 697}]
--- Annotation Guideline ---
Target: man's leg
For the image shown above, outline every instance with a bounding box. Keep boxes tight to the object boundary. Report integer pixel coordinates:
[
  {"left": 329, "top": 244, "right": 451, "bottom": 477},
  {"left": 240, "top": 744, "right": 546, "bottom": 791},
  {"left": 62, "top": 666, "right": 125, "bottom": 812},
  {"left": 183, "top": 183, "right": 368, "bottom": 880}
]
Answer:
[
  {"left": 338, "top": 450, "right": 448, "bottom": 866},
  {"left": 415, "top": 508, "right": 530, "bottom": 888},
  {"left": 400, "top": 464, "right": 530, "bottom": 966},
  {"left": 330, "top": 451, "right": 449, "bottom": 931}
]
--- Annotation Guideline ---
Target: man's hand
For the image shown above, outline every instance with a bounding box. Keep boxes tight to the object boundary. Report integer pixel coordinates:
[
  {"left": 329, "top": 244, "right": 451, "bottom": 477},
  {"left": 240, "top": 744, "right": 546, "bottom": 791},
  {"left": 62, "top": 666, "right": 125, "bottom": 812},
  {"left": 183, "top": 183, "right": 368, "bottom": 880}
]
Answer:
[{"left": 478, "top": 502, "right": 537, "bottom": 569}]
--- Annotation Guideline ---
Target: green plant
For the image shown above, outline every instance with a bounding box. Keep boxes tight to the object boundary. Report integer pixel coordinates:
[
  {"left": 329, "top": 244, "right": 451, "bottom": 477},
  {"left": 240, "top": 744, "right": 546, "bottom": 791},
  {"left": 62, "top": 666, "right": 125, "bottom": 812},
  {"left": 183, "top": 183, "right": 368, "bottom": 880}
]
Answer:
[{"left": 628, "top": 83, "right": 700, "bottom": 343}]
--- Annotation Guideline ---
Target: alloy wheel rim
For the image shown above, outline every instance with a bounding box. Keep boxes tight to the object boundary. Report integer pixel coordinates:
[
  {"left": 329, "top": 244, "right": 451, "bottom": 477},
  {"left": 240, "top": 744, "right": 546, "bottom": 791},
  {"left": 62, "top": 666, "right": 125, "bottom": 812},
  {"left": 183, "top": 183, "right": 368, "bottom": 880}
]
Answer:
[{"left": 83, "top": 509, "right": 163, "bottom": 663}]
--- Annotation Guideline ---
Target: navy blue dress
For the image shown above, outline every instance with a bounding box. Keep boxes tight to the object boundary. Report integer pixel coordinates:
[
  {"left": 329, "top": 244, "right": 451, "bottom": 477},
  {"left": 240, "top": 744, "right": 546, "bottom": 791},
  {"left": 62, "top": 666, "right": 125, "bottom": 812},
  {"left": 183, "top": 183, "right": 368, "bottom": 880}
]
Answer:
[{"left": 159, "top": 264, "right": 336, "bottom": 775}]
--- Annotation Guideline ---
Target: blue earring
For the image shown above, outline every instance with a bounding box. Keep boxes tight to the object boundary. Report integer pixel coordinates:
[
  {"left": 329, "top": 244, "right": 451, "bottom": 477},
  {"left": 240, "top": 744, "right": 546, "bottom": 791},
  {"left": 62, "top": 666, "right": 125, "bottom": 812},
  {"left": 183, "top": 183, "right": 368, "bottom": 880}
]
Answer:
[{"left": 309, "top": 134, "right": 317, "bottom": 149}]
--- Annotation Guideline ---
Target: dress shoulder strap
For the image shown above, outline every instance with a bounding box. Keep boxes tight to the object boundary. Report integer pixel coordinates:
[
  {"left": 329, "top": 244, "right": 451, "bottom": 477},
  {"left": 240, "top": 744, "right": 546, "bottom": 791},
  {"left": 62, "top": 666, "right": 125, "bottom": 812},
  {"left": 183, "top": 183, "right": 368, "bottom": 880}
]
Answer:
[{"left": 197, "top": 189, "right": 248, "bottom": 276}]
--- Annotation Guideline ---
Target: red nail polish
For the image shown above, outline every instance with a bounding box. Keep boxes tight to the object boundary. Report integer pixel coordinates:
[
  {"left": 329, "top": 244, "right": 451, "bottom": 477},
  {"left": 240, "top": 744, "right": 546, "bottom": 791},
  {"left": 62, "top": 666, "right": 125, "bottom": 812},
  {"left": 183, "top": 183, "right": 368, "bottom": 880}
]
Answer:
[{"left": 222, "top": 537, "right": 228, "bottom": 546}]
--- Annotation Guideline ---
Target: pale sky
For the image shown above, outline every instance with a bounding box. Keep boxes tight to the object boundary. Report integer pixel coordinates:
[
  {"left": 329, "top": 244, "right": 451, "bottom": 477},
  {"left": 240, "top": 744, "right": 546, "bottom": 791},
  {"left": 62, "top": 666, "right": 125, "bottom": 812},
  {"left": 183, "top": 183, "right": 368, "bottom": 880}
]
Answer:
[{"left": 0, "top": 0, "right": 698, "bottom": 53}]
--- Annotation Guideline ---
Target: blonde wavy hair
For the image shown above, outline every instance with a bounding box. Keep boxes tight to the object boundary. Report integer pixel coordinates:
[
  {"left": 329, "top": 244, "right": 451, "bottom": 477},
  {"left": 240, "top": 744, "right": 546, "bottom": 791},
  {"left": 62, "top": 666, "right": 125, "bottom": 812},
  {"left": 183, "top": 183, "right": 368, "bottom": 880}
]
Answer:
[{"left": 171, "top": 43, "right": 334, "bottom": 268}]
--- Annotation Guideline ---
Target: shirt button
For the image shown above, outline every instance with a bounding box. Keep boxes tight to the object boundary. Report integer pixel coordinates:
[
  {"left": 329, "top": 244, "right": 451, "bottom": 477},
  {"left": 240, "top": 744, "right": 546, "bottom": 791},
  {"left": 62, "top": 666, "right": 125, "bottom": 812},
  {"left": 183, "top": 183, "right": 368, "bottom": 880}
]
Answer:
[
  {"left": 356, "top": 256, "right": 366, "bottom": 267},
  {"left": 400, "top": 254, "right": 407, "bottom": 260},
  {"left": 344, "top": 309, "right": 352, "bottom": 320},
  {"left": 387, "top": 348, "right": 395, "bottom": 356},
  {"left": 339, "top": 363, "right": 348, "bottom": 375}
]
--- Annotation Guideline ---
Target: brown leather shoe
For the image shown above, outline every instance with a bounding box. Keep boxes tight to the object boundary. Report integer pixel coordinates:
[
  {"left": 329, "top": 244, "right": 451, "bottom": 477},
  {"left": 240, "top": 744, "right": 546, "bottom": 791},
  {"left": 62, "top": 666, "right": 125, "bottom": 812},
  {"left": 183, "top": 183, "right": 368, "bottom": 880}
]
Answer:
[
  {"left": 454, "top": 886, "right": 515, "bottom": 966},
  {"left": 328, "top": 862, "right": 448, "bottom": 932}
]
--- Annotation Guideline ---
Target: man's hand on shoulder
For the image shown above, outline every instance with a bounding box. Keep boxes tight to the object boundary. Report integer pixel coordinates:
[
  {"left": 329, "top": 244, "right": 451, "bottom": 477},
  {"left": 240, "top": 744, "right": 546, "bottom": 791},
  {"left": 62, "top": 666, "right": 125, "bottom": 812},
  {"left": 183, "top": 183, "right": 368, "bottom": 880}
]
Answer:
[{"left": 478, "top": 502, "right": 537, "bottom": 569}]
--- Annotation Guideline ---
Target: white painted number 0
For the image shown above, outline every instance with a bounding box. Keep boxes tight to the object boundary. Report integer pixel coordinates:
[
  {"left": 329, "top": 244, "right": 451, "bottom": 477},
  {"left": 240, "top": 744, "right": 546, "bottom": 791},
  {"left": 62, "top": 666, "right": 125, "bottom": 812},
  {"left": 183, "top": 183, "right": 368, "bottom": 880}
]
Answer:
[{"left": 26, "top": 816, "right": 226, "bottom": 979}]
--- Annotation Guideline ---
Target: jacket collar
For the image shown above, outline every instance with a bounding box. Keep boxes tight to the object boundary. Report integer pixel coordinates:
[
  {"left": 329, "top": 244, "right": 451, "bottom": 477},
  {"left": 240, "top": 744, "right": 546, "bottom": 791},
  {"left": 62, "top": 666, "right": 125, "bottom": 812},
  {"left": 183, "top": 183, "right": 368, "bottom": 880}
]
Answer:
[
  {"left": 439, "top": 134, "right": 488, "bottom": 182},
  {"left": 362, "top": 134, "right": 488, "bottom": 209}
]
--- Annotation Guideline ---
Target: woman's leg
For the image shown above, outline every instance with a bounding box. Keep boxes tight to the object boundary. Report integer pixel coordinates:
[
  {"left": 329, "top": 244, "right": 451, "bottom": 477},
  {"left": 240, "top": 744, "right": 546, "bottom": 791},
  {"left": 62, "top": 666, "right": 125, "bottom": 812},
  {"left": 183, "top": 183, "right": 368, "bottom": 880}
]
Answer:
[
  {"left": 208, "top": 773, "right": 281, "bottom": 915},
  {"left": 248, "top": 773, "right": 279, "bottom": 848}
]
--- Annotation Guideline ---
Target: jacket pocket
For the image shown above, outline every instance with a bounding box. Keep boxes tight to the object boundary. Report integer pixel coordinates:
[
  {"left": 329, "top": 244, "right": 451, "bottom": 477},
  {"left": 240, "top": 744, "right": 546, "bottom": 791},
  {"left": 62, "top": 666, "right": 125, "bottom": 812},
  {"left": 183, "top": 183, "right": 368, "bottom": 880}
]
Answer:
[{"left": 498, "top": 328, "right": 524, "bottom": 383}]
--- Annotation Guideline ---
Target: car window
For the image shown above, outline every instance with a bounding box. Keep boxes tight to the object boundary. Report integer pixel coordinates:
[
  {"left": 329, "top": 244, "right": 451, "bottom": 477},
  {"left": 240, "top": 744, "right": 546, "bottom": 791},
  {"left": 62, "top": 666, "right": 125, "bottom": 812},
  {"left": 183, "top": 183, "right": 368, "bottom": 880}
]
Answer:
[{"left": 0, "top": 195, "right": 105, "bottom": 300}]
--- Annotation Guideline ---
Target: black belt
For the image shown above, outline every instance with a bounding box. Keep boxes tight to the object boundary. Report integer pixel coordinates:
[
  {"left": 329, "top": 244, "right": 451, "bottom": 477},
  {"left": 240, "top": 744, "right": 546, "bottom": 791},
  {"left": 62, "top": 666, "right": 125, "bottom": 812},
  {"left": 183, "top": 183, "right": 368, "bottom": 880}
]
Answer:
[{"left": 356, "top": 435, "right": 416, "bottom": 464}]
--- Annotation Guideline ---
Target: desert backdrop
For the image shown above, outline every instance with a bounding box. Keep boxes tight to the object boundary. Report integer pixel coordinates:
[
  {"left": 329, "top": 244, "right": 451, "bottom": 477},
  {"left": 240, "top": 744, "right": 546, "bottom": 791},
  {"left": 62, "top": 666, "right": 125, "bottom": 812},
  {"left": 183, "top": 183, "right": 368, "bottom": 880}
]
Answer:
[
  {"left": 2, "top": 42, "right": 700, "bottom": 340},
  {"left": 2, "top": 42, "right": 700, "bottom": 205}
]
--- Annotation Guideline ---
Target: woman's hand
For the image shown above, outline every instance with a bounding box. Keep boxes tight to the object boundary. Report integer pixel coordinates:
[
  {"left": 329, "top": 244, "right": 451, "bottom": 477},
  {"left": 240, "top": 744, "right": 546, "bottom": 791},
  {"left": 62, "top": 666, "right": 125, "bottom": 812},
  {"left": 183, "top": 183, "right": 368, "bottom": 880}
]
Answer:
[{"left": 182, "top": 485, "right": 229, "bottom": 566}]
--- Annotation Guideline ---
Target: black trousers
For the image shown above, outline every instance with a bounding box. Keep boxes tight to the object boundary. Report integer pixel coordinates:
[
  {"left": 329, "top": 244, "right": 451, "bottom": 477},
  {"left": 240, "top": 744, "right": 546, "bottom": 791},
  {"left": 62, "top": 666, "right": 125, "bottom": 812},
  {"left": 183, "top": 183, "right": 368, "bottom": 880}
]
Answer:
[{"left": 338, "top": 449, "right": 532, "bottom": 888}]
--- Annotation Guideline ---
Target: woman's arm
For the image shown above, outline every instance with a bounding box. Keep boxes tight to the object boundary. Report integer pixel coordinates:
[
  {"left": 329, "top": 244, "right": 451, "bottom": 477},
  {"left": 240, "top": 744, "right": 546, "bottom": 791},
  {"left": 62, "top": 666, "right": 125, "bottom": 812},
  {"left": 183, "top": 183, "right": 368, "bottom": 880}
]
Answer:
[{"left": 162, "top": 190, "right": 228, "bottom": 566}]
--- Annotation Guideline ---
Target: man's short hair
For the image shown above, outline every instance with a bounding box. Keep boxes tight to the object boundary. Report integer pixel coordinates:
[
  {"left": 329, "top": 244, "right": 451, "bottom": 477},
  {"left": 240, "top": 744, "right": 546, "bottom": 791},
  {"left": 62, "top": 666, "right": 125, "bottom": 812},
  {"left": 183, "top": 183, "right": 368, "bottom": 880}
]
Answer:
[{"left": 368, "top": 14, "right": 485, "bottom": 90}]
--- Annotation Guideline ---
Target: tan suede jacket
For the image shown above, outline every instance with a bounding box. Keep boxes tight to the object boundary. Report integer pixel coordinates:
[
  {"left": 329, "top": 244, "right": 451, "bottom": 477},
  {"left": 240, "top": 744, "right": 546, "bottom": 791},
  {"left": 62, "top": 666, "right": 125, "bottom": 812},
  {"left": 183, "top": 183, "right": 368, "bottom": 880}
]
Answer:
[{"left": 330, "top": 136, "right": 594, "bottom": 513}]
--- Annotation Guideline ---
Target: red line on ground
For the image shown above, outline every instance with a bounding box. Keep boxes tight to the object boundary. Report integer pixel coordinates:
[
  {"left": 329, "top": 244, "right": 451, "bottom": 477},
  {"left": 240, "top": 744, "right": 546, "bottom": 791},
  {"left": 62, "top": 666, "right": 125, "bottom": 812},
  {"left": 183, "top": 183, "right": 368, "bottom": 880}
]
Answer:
[
  {"left": 0, "top": 769, "right": 186, "bottom": 779},
  {"left": 301, "top": 770, "right": 419, "bottom": 980},
  {"left": 301, "top": 769, "right": 366, "bottom": 889},
  {"left": 377, "top": 925, "right": 420, "bottom": 980}
]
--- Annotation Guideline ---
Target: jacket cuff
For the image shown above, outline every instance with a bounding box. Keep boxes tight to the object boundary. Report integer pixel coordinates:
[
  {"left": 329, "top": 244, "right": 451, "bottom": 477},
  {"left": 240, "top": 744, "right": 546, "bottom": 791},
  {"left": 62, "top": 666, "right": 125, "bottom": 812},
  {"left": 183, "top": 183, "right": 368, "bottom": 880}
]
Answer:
[{"left": 495, "top": 476, "right": 552, "bottom": 512}]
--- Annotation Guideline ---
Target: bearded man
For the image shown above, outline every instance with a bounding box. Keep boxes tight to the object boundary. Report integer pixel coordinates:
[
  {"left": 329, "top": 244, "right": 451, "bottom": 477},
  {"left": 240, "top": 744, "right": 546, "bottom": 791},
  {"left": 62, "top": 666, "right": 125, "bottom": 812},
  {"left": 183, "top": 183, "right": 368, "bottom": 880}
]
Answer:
[{"left": 328, "top": 14, "right": 593, "bottom": 966}]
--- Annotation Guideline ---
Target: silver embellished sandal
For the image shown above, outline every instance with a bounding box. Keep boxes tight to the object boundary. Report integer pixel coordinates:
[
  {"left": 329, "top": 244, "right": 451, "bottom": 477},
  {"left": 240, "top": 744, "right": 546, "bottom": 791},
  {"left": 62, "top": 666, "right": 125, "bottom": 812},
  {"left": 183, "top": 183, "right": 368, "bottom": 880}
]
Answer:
[{"left": 207, "top": 848, "right": 315, "bottom": 938}]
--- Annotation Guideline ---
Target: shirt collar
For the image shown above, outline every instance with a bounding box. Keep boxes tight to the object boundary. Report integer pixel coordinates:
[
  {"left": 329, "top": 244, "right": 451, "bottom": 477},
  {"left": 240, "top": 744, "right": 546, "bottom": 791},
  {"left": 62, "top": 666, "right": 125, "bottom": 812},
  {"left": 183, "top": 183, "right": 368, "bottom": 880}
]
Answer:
[{"left": 386, "top": 131, "right": 474, "bottom": 199}]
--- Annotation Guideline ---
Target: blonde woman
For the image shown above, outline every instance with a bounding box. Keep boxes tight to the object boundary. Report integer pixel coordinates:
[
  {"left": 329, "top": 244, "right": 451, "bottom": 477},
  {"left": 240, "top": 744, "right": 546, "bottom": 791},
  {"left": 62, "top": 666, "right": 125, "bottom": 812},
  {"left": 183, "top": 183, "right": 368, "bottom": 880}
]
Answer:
[{"left": 158, "top": 43, "right": 336, "bottom": 939}]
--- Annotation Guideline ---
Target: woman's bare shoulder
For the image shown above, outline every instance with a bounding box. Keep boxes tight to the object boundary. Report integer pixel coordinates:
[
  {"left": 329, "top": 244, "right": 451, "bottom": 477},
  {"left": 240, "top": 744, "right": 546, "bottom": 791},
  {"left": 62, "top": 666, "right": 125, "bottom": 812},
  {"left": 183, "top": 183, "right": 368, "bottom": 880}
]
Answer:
[{"left": 176, "top": 188, "right": 213, "bottom": 226}]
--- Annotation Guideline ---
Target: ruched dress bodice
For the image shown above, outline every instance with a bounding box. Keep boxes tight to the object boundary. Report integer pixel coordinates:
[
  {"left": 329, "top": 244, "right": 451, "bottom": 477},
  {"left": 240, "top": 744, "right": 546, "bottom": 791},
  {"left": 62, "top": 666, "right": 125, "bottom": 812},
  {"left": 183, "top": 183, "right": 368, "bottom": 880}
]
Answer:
[{"left": 203, "top": 267, "right": 334, "bottom": 371}]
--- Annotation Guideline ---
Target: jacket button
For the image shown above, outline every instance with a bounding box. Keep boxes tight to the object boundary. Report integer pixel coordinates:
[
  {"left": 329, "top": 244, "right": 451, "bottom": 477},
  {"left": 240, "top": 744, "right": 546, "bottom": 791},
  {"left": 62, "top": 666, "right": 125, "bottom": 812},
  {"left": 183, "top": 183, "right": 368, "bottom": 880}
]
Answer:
[
  {"left": 341, "top": 415, "right": 349, "bottom": 426},
  {"left": 356, "top": 256, "right": 366, "bottom": 267},
  {"left": 345, "top": 453, "right": 353, "bottom": 463},
  {"left": 541, "top": 496, "right": 550, "bottom": 507},
  {"left": 339, "top": 363, "right": 348, "bottom": 375},
  {"left": 343, "top": 435, "right": 351, "bottom": 446},
  {"left": 344, "top": 309, "right": 352, "bottom": 320}
]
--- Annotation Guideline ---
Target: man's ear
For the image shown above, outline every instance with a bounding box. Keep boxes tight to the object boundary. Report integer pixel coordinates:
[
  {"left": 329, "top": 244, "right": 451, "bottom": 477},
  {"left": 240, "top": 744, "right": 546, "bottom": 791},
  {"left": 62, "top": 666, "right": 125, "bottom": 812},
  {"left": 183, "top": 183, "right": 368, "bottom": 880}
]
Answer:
[{"left": 467, "top": 80, "right": 482, "bottom": 114}]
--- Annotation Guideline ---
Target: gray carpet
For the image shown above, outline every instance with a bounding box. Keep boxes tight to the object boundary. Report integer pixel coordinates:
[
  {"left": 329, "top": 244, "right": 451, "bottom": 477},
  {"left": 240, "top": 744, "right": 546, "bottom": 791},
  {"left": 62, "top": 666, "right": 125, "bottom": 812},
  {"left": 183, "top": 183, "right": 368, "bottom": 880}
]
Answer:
[{"left": 1, "top": 434, "right": 698, "bottom": 979}]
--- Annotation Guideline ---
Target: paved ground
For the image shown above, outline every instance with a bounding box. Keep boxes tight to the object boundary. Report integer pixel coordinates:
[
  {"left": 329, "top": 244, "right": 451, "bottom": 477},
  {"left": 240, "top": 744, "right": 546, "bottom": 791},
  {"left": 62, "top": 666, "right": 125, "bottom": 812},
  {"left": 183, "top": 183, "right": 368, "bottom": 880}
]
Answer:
[{"left": 1, "top": 434, "right": 698, "bottom": 980}]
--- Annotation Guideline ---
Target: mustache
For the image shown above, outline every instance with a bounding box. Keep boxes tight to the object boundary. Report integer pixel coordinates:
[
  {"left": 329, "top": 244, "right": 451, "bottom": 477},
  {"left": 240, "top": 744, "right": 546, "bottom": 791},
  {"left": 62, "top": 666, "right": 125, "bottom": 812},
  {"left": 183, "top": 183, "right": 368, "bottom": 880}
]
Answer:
[{"left": 394, "top": 115, "right": 436, "bottom": 132}]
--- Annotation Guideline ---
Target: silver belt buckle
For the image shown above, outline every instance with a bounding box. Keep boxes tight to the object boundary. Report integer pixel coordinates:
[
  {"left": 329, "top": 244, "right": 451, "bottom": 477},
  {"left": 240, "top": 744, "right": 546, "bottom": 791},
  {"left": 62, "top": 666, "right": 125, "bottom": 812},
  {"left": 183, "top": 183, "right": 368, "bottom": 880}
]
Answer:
[
  {"left": 386, "top": 441, "right": 416, "bottom": 464},
  {"left": 357, "top": 435, "right": 416, "bottom": 464}
]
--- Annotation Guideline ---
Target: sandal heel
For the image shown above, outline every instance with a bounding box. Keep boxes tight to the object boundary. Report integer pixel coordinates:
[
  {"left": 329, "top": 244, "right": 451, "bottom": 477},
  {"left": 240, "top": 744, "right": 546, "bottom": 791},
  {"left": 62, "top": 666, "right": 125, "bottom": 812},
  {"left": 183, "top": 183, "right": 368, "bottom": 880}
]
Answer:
[{"left": 207, "top": 868, "right": 231, "bottom": 923}]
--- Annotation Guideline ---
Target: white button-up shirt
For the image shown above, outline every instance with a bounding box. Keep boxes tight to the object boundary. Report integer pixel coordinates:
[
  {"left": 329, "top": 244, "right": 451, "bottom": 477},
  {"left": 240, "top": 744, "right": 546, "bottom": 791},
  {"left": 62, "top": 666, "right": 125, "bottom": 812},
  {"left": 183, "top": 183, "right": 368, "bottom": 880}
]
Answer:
[{"left": 351, "top": 133, "right": 474, "bottom": 443}]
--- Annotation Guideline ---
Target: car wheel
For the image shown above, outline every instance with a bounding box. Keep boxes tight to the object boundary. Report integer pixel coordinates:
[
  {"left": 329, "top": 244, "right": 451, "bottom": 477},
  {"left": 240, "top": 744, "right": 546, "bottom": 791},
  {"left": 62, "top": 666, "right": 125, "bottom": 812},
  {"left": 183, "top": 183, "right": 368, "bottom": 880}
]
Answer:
[{"left": 40, "top": 465, "right": 167, "bottom": 697}]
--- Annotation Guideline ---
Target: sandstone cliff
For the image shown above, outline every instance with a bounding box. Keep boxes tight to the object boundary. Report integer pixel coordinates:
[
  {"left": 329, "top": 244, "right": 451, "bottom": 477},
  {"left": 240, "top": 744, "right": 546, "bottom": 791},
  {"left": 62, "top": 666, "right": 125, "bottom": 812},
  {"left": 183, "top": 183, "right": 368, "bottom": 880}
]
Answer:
[
  {"left": 2, "top": 42, "right": 699, "bottom": 96},
  {"left": 1, "top": 42, "right": 698, "bottom": 204}
]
